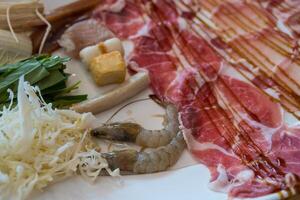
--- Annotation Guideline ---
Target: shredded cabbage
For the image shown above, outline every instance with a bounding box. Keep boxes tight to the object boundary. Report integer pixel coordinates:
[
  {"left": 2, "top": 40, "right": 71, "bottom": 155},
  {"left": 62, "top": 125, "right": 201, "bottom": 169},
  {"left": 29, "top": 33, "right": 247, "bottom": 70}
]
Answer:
[{"left": 0, "top": 77, "right": 119, "bottom": 200}]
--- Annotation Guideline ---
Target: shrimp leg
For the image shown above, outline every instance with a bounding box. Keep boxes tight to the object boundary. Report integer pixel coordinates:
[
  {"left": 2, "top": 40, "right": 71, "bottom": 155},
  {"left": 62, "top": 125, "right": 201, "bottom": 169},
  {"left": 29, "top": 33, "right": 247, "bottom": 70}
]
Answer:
[
  {"left": 92, "top": 104, "right": 180, "bottom": 148},
  {"left": 102, "top": 132, "right": 186, "bottom": 174}
]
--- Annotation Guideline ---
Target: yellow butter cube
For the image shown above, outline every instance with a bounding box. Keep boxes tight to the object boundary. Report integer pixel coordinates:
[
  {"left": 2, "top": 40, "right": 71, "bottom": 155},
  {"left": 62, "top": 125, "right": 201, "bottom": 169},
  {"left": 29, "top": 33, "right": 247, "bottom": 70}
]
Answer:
[{"left": 90, "top": 51, "right": 126, "bottom": 86}]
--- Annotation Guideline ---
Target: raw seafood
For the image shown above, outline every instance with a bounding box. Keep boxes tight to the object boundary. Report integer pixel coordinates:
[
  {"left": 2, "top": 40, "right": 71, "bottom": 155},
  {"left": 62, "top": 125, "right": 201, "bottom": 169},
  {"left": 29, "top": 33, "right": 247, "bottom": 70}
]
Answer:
[
  {"left": 58, "top": 18, "right": 114, "bottom": 57},
  {"left": 94, "top": 102, "right": 186, "bottom": 174},
  {"left": 91, "top": 0, "right": 300, "bottom": 198},
  {"left": 31, "top": 0, "right": 103, "bottom": 53},
  {"left": 102, "top": 132, "right": 185, "bottom": 174},
  {"left": 92, "top": 104, "right": 179, "bottom": 148}
]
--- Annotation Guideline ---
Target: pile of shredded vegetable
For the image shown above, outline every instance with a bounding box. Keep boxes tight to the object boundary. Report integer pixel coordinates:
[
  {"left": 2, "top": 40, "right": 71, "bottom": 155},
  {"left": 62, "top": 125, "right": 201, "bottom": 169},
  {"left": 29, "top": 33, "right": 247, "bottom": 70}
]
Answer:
[{"left": 0, "top": 77, "right": 119, "bottom": 200}]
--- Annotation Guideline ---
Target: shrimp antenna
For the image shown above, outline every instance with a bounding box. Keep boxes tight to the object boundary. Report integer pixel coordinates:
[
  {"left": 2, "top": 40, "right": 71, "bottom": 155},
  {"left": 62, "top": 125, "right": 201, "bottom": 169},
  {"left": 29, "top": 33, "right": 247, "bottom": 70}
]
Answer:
[
  {"left": 149, "top": 94, "right": 161, "bottom": 105},
  {"left": 149, "top": 94, "right": 168, "bottom": 107},
  {"left": 105, "top": 97, "right": 152, "bottom": 123}
]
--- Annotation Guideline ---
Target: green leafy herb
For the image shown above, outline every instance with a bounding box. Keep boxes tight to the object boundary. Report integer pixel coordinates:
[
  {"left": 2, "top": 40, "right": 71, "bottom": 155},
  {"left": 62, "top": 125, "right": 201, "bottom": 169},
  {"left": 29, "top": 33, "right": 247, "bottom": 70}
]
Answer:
[{"left": 0, "top": 55, "right": 87, "bottom": 109}]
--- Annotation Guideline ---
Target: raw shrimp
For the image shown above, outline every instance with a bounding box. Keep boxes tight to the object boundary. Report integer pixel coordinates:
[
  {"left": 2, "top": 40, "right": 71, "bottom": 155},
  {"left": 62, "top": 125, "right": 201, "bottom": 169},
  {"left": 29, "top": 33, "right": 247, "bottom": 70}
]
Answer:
[
  {"left": 91, "top": 104, "right": 180, "bottom": 148},
  {"left": 92, "top": 100, "right": 186, "bottom": 174},
  {"left": 101, "top": 132, "right": 185, "bottom": 174}
]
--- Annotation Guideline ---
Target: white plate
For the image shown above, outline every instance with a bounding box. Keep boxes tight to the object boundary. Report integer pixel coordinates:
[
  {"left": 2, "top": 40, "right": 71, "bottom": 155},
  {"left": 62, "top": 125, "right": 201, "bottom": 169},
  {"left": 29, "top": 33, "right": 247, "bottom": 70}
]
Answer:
[{"left": 30, "top": 1, "right": 298, "bottom": 199}]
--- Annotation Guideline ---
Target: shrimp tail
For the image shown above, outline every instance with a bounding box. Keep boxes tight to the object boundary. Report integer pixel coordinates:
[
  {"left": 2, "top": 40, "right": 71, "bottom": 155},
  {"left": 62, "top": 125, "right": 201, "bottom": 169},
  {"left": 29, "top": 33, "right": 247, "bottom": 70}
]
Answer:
[{"left": 102, "top": 149, "right": 138, "bottom": 171}]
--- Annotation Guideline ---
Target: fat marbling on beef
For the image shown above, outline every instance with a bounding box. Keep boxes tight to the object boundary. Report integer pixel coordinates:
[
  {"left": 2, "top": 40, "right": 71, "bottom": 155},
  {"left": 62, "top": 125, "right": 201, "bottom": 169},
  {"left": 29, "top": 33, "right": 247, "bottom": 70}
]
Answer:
[{"left": 68, "top": 0, "right": 300, "bottom": 198}]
